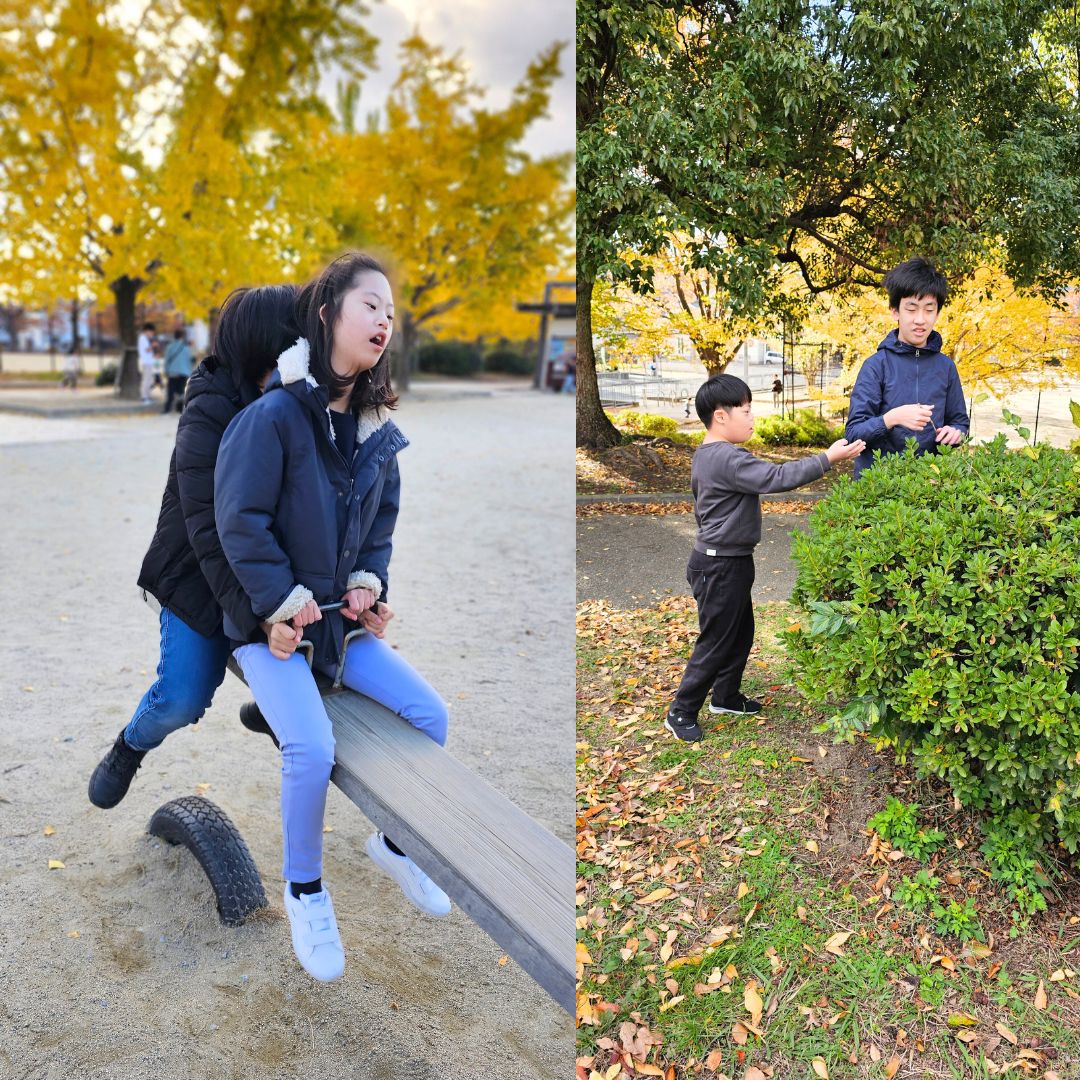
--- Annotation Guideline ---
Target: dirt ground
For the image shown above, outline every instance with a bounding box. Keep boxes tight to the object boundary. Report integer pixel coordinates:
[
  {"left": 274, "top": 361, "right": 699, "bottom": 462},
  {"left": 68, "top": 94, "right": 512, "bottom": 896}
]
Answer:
[{"left": 0, "top": 387, "right": 574, "bottom": 1079}]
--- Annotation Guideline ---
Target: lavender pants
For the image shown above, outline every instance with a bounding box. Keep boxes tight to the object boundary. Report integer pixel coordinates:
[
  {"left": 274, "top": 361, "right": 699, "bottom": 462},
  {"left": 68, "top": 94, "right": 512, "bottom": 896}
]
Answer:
[{"left": 234, "top": 634, "right": 448, "bottom": 883}]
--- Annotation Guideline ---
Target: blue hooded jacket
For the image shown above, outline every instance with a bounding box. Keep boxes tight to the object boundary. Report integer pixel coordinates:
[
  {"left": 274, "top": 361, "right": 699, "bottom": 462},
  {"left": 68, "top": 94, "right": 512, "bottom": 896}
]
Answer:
[
  {"left": 845, "top": 328, "right": 969, "bottom": 479},
  {"left": 214, "top": 338, "right": 408, "bottom": 672}
]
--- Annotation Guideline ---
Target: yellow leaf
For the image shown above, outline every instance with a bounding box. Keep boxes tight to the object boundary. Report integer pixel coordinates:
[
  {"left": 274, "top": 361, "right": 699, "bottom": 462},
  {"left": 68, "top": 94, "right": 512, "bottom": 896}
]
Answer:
[
  {"left": 195, "top": 783, "right": 211, "bottom": 792},
  {"left": 824, "top": 931, "right": 853, "bottom": 956},
  {"left": 635, "top": 1066, "right": 665, "bottom": 1077},
  {"left": 744, "top": 982, "right": 763, "bottom": 1028},
  {"left": 65, "top": 930, "right": 80, "bottom": 939},
  {"left": 947, "top": 1013, "right": 978, "bottom": 1027},
  {"left": 1034, "top": 980, "right": 1048, "bottom": 1010},
  {"left": 736, "top": 882, "right": 750, "bottom": 900},
  {"left": 48, "top": 860, "right": 65, "bottom": 870},
  {"left": 1049, "top": 968, "right": 1067, "bottom": 982},
  {"left": 43, "top": 825, "right": 56, "bottom": 836},
  {"left": 970, "top": 942, "right": 993, "bottom": 959},
  {"left": 322, "top": 825, "right": 334, "bottom": 833},
  {"left": 805, "top": 840, "right": 819, "bottom": 853},
  {"left": 498, "top": 955, "right": 509, "bottom": 966},
  {"left": 884, "top": 1055, "right": 901, "bottom": 1078},
  {"left": 994, "top": 1022, "right": 1017, "bottom": 1045},
  {"left": 638, "top": 887, "right": 674, "bottom": 905},
  {"left": 576, "top": 943, "right": 593, "bottom": 965},
  {"left": 659, "top": 995, "right": 685, "bottom": 1013},
  {"left": 812, "top": 1057, "right": 829, "bottom": 1079}
]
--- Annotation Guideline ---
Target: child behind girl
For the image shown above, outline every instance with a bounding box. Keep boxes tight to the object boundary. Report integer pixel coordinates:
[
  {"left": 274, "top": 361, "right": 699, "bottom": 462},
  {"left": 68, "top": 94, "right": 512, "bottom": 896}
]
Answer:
[
  {"left": 88, "top": 287, "right": 298, "bottom": 808},
  {"left": 214, "top": 252, "right": 450, "bottom": 982}
]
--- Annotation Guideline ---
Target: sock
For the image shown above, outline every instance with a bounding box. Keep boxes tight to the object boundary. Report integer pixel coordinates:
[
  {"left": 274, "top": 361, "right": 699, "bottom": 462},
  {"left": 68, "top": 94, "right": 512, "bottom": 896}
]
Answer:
[
  {"left": 289, "top": 878, "right": 322, "bottom": 899},
  {"left": 383, "top": 835, "right": 405, "bottom": 857}
]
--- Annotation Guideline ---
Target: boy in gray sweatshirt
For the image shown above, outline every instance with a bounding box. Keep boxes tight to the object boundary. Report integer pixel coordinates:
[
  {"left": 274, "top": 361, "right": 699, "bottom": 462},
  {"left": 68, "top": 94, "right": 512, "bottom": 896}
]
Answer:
[{"left": 666, "top": 374, "right": 865, "bottom": 742}]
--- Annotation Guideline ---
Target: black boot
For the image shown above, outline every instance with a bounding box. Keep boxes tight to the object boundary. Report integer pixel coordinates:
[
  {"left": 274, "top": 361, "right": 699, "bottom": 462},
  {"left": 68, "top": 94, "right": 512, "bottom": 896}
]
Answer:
[
  {"left": 239, "top": 701, "right": 280, "bottom": 749},
  {"left": 88, "top": 731, "right": 148, "bottom": 809}
]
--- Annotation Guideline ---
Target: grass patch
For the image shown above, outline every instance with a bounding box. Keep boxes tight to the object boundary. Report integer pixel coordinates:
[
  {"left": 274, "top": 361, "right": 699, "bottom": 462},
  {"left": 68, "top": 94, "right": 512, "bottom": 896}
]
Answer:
[{"left": 577, "top": 598, "right": 1080, "bottom": 1078}]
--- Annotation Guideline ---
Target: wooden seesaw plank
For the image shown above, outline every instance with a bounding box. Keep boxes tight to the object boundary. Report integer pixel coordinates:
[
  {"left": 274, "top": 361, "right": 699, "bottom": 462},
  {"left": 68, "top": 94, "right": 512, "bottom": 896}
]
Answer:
[{"left": 227, "top": 656, "right": 575, "bottom": 1014}]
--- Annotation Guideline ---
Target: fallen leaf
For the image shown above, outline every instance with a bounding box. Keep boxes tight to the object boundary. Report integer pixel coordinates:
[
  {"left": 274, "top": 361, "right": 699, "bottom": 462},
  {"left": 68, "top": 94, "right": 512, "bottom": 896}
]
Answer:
[
  {"left": 639, "top": 887, "right": 675, "bottom": 905},
  {"left": 824, "top": 931, "right": 853, "bottom": 956},
  {"left": 737, "top": 881, "right": 750, "bottom": 899},
  {"left": 744, "top": 1069, "right": 767, "bottom": 1080},
  {"left": 65, "top": 930, "right": 80, "bottom": 939},
  {"left": 805, "top": 840, "right": 819, "bottom": 853},
  {"left": 731, "top": 1022, "right": 749, "bottom": 1046},
  {"left": 744, "top": 982, "right": 763, "bottom": 1028},
  {"left": 195, "top": 782, "right": 211, "bottom": 792},
  {"left": 48, "top": 859, "right": 65, "bottom": 870},
  {"left": 322, "top": 825, "right": 334, "bottom": 833},
  {"left": 577, "top": 943, "right": 593, "bottom": 965},
  {"left": 498, "top": 955, "right": 509, "bottom": 966},
  {"left": 994, "top": 1022, "right": 1017, "bottom": 1045},
  {"left": 704, "top": 1051, "right": 724, "bottom": 1071},
  {"left": 884, "top": 1055, "right": 901, "bottom": 1078},
  {"left": 811, "top": 1057, "right": 829, "bottom": 1078},
  {"left": 1034, "top": 980, "right": 1048, "bottom": 1010},
  {"left": 43, "top": 825, "right": 56, "bottom": 836},
  {"left": 659, "top": 994, "right": 685, "bottom": 1013},
  {"left": 1049, "top": 969, "right": 1066, "bottom": 982},
  {"left": 947, "top": 1013, "right": 978, "bottom": 1027}
]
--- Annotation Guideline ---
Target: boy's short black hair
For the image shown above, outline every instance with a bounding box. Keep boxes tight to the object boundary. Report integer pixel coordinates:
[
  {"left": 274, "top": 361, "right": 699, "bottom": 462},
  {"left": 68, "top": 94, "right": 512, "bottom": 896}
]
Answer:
[
  {"left": 173, "top": 328, "right": 185, "bottom": 340},
  {"left": 142, "top": 321, "right": 156, "bottom": 332},
  {"left": 883, "top": 257, "right": 948, "bottom": 310},
  {"left": 696, "top": 373, "right": 751, "bottom": 427}
]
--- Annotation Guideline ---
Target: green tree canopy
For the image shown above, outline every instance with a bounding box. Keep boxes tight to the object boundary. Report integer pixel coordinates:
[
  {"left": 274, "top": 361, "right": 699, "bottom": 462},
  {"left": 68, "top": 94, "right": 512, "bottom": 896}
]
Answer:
[{"left": 577, "top": 0, "right": 1080, "bottom": 446}]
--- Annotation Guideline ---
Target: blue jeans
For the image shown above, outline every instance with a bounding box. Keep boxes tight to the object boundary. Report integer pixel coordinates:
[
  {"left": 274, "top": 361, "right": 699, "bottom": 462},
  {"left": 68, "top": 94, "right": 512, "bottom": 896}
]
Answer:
[
  {"left": 124, "top": 607, "right": 231, "bottom": 752},
  {"left": 234, "top": 634, "right": 448, "bottom": 883}
]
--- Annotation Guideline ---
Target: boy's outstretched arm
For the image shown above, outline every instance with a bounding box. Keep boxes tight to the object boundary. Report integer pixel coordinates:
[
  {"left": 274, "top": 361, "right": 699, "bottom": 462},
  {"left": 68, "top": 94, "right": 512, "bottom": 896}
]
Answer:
[{"left": 936, "top": 366, "right": 970, "bottom": 444}]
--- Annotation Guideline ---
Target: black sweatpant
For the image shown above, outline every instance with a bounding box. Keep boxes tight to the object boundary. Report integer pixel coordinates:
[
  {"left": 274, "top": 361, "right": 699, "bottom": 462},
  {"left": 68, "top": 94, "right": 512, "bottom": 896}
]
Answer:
[
  {"left": 162, "top": 375, "right": 187, "bottom": 414},
  {"left": 671, "top": 550, "right": 755, "bottom": 716}
]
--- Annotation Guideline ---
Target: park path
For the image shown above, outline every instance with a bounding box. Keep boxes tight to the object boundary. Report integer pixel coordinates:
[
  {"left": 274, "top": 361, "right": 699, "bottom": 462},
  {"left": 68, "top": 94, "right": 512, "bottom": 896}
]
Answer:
[
  {"left": 577, "top": 509, "right": 809, "bottom": 609},
  {"left": 0, "top": 386, "right": 574, "bottom": 1080}
]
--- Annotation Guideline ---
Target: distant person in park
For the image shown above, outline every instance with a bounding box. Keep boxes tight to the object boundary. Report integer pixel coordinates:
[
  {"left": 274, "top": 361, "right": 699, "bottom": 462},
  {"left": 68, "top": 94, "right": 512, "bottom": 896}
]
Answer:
[
  {"left": 162, "top": 328, "right": 194, "bottom": 414},
  {"left": 685, "top": 395, "right": 692, "bottom": 419},
  {"left": 88, "top": 287, "right": 297, "bottom": 808},
  {"left": 60, "top": 340, "right": 81, "bottom": 390},
  {"left": 138, "top": 321, "right": 157, "bottom": 404},
  {"left": 664, "top": 374, "right": 864, "bottom": 743},
  {"left": 214, "top": 251, "right": 451, "bottom": 983},
  {"left": 771, "top": 376, "right": 783, "bottom": 409},
  {"left": 845, "top": 257, "right": 969, "bottom": 478},
  {"left": 562, "top": 354, "right": 577, "bottom": 393}
]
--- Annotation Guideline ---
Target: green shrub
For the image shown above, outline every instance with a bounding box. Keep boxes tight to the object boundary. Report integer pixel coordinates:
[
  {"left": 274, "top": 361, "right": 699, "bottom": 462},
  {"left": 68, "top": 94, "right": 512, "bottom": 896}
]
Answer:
[
  {"left": 484, "top": 348, "right": 533, "bottom": 375},
  {"left": 750, "top": 408, "right": 839, "bottom": 447},
  {"left": 892, "top": 869, "right": 941, "bottom": 913},
  {"left": 95, "top": 364, "right": 117, "bottom": 387},
  {"left": 867, "top": 798, "right": 946, "bottom": 861},
  {"left": 785, "top": 438, "right": 1080, "bottom": 852},
  {"left": 613, "top": 410, "right": 680, "bottom": 438},
  {"left": 931, "top": 897, "right": 985, "bottom": 942},
  {"left": 980, "top": 827, "right": 1049, "bottom": 917},
  {"left": 417, "top": 341, "right": 482, "bottom": 377}
]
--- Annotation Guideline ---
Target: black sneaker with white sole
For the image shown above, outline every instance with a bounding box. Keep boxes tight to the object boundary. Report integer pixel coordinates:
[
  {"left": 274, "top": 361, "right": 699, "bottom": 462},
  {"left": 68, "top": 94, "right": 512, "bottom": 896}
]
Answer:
[
  {"left": 664, "top": 710, "right": 703, "bottom": 742},
  {"left": 708, "top": 695, "right": 763, "bottom": 715}
]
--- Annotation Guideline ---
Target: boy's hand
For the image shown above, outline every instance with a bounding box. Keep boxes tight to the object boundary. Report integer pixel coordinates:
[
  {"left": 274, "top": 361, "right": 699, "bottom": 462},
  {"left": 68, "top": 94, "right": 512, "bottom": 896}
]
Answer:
[
  {"left": 263, "top": 620, "right": 300, "bottom": 661},
  {"left": 360, "top": 602, "right": 394, "bottom": 638},
  {"left": 885, "top": 403, "right": 934, "bottom": 431},
  {"left": 934, "top": 425, "right": 965, "bottom": 446},
  {"left": 341, "top": 587, "right": 376, "bottom": 621},
  {"left": 290, "top": 599, "right": 322, "bottom": 630},
  {"left": 825, "top": 437, "right": 866, "bottom": 463}
]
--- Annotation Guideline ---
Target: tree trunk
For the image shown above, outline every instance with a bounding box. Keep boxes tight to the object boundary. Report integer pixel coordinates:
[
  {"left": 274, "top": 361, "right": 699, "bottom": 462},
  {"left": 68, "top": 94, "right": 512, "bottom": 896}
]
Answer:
[
  {"left": 576, "top": 276, "right": 621, "bottom": 449},
  {"left": 112, "top": 276, "right": 142, "bottom": 399},
  {"left": 394, "top": 312, "right": 415, "bottom": 392}
]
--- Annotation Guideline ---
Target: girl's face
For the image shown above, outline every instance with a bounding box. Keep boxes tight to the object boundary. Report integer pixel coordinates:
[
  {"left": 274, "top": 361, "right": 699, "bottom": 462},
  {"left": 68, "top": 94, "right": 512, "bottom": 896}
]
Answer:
[{"left": 323, "top": 270, "right": 394, "bottom": 380}]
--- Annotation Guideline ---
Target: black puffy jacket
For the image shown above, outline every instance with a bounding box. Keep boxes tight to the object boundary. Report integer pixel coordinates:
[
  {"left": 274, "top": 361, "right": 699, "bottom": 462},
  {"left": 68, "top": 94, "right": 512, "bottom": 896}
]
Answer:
[{"left": 137, "top": 357, "right": 263, "bottom": 639}]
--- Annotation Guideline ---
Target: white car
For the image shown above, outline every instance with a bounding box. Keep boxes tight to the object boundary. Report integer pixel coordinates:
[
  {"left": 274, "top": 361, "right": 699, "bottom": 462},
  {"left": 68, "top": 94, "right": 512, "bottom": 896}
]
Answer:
[{"left": 763, "top": 349, "right": 783, "bottom": 365}]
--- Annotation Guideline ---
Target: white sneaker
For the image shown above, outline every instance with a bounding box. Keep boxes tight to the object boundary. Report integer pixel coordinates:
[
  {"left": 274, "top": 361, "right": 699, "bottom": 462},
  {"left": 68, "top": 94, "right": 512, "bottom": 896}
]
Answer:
[
  {"left": 282, "top": 885, "right": 345, "bottom": 982},
  {"left": 365, "top": 832, "right": 451, "bottom": 917}
]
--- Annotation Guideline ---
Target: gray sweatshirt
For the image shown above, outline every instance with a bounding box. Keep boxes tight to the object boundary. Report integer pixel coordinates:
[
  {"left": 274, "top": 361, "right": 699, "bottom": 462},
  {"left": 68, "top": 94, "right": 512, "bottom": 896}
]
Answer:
[{"left": 692, "top": 440, "right": 831, "bottom": 555}]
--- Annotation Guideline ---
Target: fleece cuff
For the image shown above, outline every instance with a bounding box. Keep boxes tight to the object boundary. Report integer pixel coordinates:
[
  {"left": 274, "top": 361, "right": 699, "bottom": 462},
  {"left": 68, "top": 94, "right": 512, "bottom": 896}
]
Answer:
[
  {"left": 266, "top": 584, "right": 314, "bottom": 623},
  {"left": 346, "top": 571, "right": 383, "bottom": 597}
]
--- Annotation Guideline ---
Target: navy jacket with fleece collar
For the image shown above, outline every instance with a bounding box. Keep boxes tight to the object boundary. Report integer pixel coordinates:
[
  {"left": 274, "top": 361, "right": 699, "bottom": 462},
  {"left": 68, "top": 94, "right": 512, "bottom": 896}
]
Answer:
[
  {"left": 214, "top": 338, "right": 408, "bottom": 672},
  {"left": 845, "top": 328, "right": 969, "bottom": 479}
]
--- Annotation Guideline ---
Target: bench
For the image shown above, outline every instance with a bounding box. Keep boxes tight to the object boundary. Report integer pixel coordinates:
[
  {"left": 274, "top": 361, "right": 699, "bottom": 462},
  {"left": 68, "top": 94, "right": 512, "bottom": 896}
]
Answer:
[{"left": 223, "top": 647, "right": 575, "bottom": 1014}]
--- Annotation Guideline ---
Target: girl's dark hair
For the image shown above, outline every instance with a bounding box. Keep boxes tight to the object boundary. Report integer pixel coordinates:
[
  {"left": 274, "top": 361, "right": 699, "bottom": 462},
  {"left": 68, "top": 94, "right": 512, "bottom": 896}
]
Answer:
[
  {"left": 696, "top": 373, "right": 751, "bottom": 427},
  {"left": 296, "top": 251, "right": 398, "bottom": 412},
  {"left": 213, "top": 284, "right": 299, "bottom": 387},
  {"left": 883, "top": 257, "right": 949, "bottom": 309}
]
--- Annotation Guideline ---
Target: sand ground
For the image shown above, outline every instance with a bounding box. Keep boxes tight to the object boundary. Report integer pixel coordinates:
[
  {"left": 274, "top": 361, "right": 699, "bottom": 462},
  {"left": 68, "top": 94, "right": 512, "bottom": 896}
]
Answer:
[{"left": 0, "top": 386, "right": 574, "bottom": 1079}]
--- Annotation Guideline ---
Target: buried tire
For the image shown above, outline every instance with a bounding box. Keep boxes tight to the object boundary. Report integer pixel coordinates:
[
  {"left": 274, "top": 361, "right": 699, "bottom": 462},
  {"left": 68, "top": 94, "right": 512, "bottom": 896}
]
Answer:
[{"left": 148, "top": 795, "right": 268, "bottom": 926}]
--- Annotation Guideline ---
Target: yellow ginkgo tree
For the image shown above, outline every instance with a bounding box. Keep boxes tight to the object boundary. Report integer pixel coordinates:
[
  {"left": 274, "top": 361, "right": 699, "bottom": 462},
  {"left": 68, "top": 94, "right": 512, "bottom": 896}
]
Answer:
[
  {"left": 0, "top": 0, "right": 374, "bottom": 396},
  {"left": 329, "top": 34, "right": 574, "bottom": 388}
]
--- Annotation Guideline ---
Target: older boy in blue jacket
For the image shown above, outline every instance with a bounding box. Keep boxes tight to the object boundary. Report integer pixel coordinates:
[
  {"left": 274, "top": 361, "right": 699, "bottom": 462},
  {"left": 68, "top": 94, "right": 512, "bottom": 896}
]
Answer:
[{"left": 846, "top": 257, "right": 969, "bottom": 478}]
